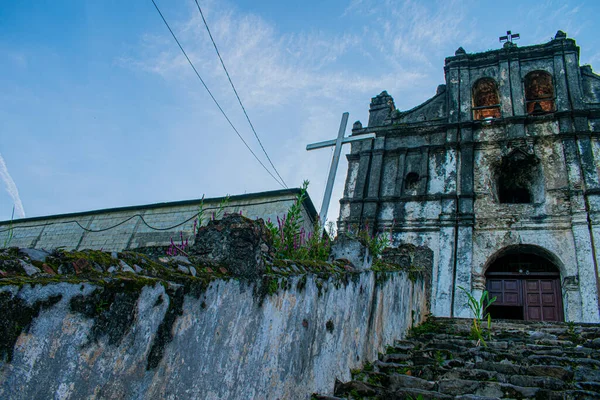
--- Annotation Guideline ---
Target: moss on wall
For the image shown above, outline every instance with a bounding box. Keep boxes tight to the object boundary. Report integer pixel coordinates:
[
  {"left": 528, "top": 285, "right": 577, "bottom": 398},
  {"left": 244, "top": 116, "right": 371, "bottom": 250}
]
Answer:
[{"left": 0, "top": 291, "right": 62, "bottom": 362}]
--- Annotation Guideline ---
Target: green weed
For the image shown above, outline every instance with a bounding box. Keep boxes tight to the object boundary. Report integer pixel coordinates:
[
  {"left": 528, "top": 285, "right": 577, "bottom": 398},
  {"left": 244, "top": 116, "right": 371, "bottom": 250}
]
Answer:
[
  {"left": 458, "top": 286, "right": 496, "bottom": 347},
  {"left": 408, "top": 316, "right": 440, "bottom": 338},
  {"left": 2, "top": 206, "right": 15, "bottom": 248},
  {"left": 266, "top": 181, "right": 331, "bottom": 261},
  {"left": 434, "top": 350, "right": 445, "bottom": 366}
]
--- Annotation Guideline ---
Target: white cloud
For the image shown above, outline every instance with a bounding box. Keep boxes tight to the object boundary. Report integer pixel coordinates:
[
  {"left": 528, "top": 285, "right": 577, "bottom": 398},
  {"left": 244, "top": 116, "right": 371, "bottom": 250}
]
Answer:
[
  {"left": 525, "top": 1, "right": 589, "bottom": 43},
  {"left": 341, "top": 0, "right": 475, "bottom": 67},
  {"left": 120, "top": 0, "right": 431, "bottom": 108},
  {"left": 114, "top": 0, "right": 485, "bottom": 221},
  {"left": 342, "top": 0, "right": 367, "bottom": 17},
  {"left": 0, "top": 154, "right": 26, "bottom": 218}
]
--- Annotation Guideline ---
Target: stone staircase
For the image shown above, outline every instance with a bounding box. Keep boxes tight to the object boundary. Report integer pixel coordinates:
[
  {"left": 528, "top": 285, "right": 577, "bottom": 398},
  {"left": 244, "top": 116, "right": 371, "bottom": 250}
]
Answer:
[{"left": 317, "top": 317, "right": 600, "bottom": 399}]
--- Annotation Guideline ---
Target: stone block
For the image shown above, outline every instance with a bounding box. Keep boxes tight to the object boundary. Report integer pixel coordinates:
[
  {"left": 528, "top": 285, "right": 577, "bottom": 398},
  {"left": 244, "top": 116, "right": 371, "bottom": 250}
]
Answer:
[
  {"left": 329, "top": 235, "right": 371, "bottom": 271},
  {"left": 387, "top": 374, "right": 436, "bottom": 391},
  {"left": 19, "top": 260, "right": 41, "bottom": 276},
  {"left": 19, "top": 248, "right": 49, "bottom": 262},
  {"left": 527, "top": 365, "right": 573, "bottom": 381},
  {"left": 177, "top": 265, "right": 190, "bottom": 275},
  {"left": 509, "top": 375, "right": 566, "bottom": 390},
  {"left": 190, "top": 214, "right": 272, "bottom": 279}
]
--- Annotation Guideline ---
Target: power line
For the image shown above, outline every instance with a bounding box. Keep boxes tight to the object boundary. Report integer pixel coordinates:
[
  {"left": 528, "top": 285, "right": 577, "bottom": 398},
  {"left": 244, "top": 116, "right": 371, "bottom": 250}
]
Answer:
[
  {"left": 193, "top": 0, "right": 288, "bottom": 188},
  {"left": 150, "top": 0, "right": 285, "bottom": 188}
]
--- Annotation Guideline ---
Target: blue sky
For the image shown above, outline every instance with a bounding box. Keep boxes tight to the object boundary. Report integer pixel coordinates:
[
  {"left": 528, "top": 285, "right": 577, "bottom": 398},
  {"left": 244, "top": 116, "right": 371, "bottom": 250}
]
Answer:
[{"left": 2, "top": 0, "right": 600, "bottom": 223}]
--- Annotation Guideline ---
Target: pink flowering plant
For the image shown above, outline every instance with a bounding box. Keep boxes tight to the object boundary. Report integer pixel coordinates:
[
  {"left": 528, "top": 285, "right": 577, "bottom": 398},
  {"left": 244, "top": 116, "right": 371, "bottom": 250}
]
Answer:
[
  {"left": 265, "top": 180, "right": 332, "bottom": 261},
  {"left": 166, "top": 194, "right": 231, "bottom": 257},
  {"left": 166, "top": 231, "right": 189, "bottom": 256}
]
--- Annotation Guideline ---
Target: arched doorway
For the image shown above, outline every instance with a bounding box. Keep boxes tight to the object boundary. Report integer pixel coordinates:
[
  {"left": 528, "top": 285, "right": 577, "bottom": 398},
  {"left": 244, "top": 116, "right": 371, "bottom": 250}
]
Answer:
[{"left": 485, "top": 247, "right": 564, "bottom": 321}]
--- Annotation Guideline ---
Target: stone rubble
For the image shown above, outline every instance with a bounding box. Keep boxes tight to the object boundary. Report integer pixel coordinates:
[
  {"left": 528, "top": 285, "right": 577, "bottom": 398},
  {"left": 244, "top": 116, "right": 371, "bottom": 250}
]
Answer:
[
  {"left": 0, "top": 213, "right": 358, "bottom": 282},
  {"left": 19, "top": 260, "right": 41, "bottom": 276},
  {"left": 190, "top": 214, "right": 273, "bottom": 279}
]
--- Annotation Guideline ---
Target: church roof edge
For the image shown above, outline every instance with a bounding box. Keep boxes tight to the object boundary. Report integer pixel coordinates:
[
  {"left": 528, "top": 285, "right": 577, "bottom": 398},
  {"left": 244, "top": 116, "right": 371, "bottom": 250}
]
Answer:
[{"left": 444, "top": 32, "right": 579, "bottom": 69}]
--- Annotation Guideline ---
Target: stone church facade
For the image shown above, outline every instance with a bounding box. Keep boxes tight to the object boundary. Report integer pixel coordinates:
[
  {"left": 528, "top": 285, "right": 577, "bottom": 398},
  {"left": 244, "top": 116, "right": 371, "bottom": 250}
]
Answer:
[{"left": 340, "top": 31, "right": 600, "bottom": 323}]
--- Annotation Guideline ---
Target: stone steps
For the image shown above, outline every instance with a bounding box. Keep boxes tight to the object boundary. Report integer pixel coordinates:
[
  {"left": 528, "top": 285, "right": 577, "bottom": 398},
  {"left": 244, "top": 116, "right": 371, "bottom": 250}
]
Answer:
[{"left": 315, "top": 317, "right": 600, "bottom": 399}]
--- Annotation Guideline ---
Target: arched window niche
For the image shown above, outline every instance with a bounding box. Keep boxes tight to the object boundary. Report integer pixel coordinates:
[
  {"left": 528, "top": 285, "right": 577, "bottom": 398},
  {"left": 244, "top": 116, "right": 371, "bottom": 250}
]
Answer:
[
  {"left": 496, "top": 150, "right": 544, "bottom": 204},
  {"left": 404, "top": 172, "right": 420, "bottom": 194},
  {"left": 524, "top": 71, "right": 555, "bottom": 115},
  {"left": 472, "top": 78, "right": 501, "bottom": 120}
]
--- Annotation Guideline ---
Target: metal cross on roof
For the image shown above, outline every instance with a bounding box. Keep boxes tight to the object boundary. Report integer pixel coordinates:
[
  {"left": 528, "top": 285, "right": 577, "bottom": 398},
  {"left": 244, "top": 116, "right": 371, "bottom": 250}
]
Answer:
[{"left": 499, "top": 30, "right": 520, "bottom": 43}]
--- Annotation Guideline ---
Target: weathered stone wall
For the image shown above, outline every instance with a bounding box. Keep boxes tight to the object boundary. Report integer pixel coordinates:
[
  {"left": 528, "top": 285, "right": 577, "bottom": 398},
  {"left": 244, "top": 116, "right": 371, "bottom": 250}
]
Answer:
[
  {"left": 338, "top": 32, "right": 600, "bottom": 322},
  {"left": 470, "top": 125, "right": 600, "bottom": 322},
  {"left": 0, "top": 271, "right": 426, "bottom": 399},
  {"left": 0, "top": 189, "right": 317, "bottom": 252}
]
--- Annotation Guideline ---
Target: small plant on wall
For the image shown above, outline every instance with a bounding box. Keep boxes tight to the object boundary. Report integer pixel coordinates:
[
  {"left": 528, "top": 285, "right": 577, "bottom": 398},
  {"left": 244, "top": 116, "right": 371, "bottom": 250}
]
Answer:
[
  {"left": 2, "top": 206, "right": 15, "bottom": 248},
  {"left": 357, "top": 225, "right": 391, "bottom": 259},
  {"left": 345, "top": 220, "right": 394, "bottom": 259},
  {"left": 458, "top": 286, "right": 497, "bottom": 347},
  {"left": 265, "top": 180, "right": 331, "bottom": 261},
  {"left": 166, "top": 232, "right": 189, "bottom": 256}
]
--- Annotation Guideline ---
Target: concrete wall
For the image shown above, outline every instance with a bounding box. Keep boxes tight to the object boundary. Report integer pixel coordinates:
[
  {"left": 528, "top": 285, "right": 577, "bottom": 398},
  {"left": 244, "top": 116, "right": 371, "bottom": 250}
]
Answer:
[
  {"left": 0, "top": 271, "right": 427, "bottom": 400},
  {"left": 0, "top": 189, "right": 317, "bottom": 252}
]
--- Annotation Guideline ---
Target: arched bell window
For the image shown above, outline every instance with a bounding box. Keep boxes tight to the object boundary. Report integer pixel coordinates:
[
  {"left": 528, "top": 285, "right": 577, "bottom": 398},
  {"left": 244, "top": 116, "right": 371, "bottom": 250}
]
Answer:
[
  {"left": 472, "top": 78, "right": 501, "bottom": 120},
  {"left": 525, "top": 71, "right": 555, "bottom": 114}
]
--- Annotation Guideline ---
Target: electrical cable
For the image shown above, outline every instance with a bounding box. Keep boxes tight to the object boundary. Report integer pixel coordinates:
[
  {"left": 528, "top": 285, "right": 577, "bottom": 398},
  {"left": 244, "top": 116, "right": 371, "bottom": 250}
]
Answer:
[
  {"left": 150, "top": 0, "right": 286, "bottom": 188},
  {"left": 193, "top": 0, "right": 288, "bottom": 188},
  {"left": 0, "top": 197, "right": 294, "bottom": 234}
]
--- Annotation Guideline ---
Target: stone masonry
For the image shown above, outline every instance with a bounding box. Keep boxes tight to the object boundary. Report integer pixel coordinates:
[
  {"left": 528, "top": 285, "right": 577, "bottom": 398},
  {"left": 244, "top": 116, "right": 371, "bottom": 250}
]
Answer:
[
  {"left": 339, "top": 31, "right": 600, "bottom": 323},
  {"left": 323, "top": 317, "right": 600, "bottom": 399}
]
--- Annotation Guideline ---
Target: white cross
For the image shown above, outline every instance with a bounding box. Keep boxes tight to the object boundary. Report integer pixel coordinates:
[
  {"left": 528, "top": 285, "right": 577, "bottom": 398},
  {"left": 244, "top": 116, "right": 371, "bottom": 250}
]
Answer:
[{"left": 306, "top": 112, "right": 375, "bottom": 222}]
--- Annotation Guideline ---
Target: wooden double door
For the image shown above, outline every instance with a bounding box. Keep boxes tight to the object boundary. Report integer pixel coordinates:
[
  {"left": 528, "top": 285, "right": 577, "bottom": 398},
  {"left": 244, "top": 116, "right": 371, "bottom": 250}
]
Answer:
[
  {"left": 486, "top": 277, "right": 563, "bottom": 322},
  {"left": 484, "top": 251, "right": 564, "bottom": 322}
]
